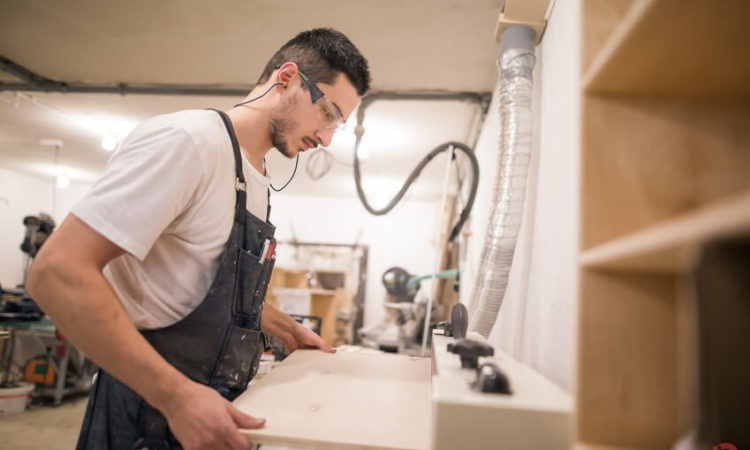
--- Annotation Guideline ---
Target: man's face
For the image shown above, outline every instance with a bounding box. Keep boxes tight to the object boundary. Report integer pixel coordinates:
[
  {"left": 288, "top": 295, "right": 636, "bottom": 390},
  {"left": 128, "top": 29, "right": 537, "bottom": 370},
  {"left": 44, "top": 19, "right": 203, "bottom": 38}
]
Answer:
[{"left": 269, "top": 71, "right": 360, "bottom": 158}]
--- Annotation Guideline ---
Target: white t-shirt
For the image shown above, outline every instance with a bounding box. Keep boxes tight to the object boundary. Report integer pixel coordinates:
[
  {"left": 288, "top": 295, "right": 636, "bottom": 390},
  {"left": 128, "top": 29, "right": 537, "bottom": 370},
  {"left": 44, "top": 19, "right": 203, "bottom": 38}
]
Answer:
[{"left": 72, "top": 109, "right": 271, "bottom": 329}]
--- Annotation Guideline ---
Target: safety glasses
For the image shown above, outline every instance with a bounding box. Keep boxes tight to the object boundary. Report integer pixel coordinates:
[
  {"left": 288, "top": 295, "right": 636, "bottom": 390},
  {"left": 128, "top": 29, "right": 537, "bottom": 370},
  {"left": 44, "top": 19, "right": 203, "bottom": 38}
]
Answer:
[{"left": 298, "top": 70, "right": 346, "bottom": 132}]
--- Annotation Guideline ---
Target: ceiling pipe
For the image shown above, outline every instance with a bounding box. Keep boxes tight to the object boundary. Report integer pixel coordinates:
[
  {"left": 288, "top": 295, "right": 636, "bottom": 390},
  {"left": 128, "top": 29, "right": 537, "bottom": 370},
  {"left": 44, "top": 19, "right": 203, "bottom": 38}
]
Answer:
[
  {"left": 1, "top": 55, "right": 492, "bottom": 103},
  {"left": 0, "top": 55, "right": 252, "bottom": 96},
  {"left": 353, "top": 90, "right": 492, "bottom": 162},
  {"left": 0, "top": 81, "right": 252, "bottom": 97}
]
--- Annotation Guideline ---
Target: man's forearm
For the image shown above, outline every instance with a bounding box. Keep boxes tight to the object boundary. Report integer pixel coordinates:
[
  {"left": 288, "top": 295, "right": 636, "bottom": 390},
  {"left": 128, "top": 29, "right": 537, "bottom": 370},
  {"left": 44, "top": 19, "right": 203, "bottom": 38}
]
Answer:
[{"left": 27, "top": 256, "right": 189, "bottom": 412}]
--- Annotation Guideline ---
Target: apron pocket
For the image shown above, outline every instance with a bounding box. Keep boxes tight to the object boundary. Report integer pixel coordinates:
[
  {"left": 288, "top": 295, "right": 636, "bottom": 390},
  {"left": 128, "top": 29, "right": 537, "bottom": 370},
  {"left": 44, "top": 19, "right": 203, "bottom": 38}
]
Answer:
[
  {"left": 237, "top": 250, "right": 263, "bottom": 318},
  {"left": 256, "top": 258, "right": 275, "bottom": 306},
  {"left": 237, "top": 250, "right": 274, "bottom": 319},
  {"left": 212, "top": 325, "right": 263, "bottom": 390}
]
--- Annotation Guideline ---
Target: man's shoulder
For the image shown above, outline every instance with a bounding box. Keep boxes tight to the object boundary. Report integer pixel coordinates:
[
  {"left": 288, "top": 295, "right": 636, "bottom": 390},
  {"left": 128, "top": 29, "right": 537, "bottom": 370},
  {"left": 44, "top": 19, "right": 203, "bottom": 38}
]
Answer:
[
  {"left": 142, "top": 109, "right": 220, "bottom": 136},
  {"left": 128, "top": 109, "right": 228, "bottom": 155}
]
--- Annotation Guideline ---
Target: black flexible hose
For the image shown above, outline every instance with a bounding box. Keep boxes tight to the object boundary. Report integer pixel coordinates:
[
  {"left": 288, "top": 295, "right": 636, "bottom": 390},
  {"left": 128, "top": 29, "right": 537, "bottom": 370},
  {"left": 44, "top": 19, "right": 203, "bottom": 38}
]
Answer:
[{"left": 353, "top": 139, "right": 479, "bottom": 242}]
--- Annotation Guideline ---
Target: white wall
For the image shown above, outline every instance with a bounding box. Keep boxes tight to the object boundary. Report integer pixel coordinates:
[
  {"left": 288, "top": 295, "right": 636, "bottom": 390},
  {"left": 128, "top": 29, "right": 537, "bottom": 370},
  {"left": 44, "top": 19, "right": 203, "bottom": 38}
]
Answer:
[
  {"left": 270, "top": 194, "right": 441, "bottom": 328},
  {"left": 0, "top": 167, "right": 91, "bottom": 288},
  {"left": 1, "top": 165, "right": 441, "bottom": 331},
  {"left": 463, "top": 0, "right": 580, "bottom": 392}
]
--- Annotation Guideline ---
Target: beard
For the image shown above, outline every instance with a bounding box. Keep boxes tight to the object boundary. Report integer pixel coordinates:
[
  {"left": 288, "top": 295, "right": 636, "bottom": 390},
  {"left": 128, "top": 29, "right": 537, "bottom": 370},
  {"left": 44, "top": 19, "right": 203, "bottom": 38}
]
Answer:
[{"left": 269, "top": 95, "right": 299, "bottom": 159}]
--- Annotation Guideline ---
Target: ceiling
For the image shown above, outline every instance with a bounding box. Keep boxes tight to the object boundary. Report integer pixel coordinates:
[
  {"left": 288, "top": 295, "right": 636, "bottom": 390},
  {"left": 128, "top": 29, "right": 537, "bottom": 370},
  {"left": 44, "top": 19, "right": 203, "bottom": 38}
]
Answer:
[{"left": 0, "top": 0, "right": 502, "bottom": 199}]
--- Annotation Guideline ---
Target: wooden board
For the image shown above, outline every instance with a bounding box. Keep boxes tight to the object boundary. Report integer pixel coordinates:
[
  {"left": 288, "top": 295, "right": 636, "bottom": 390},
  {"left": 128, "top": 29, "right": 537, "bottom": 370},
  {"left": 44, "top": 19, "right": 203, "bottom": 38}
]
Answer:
[
  {"left": 234, "top": 347, "right": 431, "bottom": 450},
  {"left": 581, "top": 96, "right": 750, "bottom": 248},
  {"left": 583, "top": 0, "right": 750, "bottom": 98},
  {"left": 580, "top": 190, "right": 750, "bottom": 272},
  {"left": 577, "top": 1, "right": 748, "bottom": 447},
  {"left": 582, "top": 0, "right": 637, "bottom": 73},
  {"left": 577, "top": 270, "right": 680, "bottom": 447}
]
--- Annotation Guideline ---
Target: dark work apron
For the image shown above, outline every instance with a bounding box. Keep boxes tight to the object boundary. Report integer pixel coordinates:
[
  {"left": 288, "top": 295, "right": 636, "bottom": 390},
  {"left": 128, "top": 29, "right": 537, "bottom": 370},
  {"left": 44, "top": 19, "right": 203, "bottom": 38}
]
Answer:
[{"left": 76, "top": 110, "right": 276, "bottom": 450}]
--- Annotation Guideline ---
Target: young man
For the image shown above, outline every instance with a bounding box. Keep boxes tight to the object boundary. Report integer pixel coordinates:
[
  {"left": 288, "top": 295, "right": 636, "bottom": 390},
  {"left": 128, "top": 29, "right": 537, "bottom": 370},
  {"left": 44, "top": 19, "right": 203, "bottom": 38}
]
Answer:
[{"left": 27, "top": 28, "right": 371, "bottom": 450}]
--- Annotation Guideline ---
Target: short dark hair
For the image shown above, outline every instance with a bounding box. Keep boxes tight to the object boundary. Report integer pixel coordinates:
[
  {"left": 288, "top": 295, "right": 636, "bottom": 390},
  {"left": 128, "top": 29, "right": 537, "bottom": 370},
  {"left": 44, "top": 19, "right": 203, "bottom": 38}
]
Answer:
[{"left": 258, "top": 28, "right": 371, "bottom": 96}]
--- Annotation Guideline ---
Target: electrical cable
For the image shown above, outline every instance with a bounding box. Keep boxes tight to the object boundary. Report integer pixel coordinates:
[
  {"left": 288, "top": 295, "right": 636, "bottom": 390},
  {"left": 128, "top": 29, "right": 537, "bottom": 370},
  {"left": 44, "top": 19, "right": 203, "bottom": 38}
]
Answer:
[
  {"left": 267, "top": 154, "right": 300, "bottom": 192},
  {"left": 305, "top": 148, "right": 334, "bottom": 180},
  {"left": 234, "top": 81, "right": 299, "bottom": 192},
  {"left": 234, "top": 82, "right": 283, "bottom": 107},
  {"left": 353, "top": 140, "right": 479, "bottom": 243},
  {"left": 304, "top": 147, "right": 355, "bottom": 180}
]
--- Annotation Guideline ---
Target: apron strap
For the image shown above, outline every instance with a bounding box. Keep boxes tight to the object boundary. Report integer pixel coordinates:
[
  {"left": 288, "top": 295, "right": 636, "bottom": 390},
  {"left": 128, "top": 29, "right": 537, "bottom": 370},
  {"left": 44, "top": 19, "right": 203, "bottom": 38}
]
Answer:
[
  {"left": 209, "top": 108, "right": 272, "bottom": 223},
  {"left": 209, "top": 109, "right": 248, "bottom": 225},
  {"left": 267, "top": 188, "right": 272, "bottom": 220}
]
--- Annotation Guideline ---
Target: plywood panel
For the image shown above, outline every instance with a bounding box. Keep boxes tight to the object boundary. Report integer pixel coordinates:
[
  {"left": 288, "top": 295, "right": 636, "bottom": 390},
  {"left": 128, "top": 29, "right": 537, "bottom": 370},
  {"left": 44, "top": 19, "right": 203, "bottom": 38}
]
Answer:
[
  {"left": 577, "top": 2, "right": 748, "bottom": 448},
  {"left": 580, "top": 190, "right": 750, "bottom": 272},
  {"left": 674, "top": 276, "right": 698, "bottom": 439},
  {"left": 577, "top": 270, "right": 679, "bottom": 447},
  {"left": 582, "top": 0, "right": 638, "bottom": 73},
  {"left": 234, "top": 347, "right": 431, "bottom": 450},
  {"left": 581, "top": 96, "right": 750, "bottom": 248},
  {"left": 584, "top": 0, "right": 750, "bottom": 98}
]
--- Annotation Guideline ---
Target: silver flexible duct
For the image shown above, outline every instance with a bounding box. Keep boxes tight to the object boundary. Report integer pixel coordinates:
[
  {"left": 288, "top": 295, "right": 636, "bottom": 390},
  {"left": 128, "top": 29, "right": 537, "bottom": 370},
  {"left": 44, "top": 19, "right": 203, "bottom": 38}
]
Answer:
[{"left": 468, "top": 25, "right": 536, "bottom": 337}]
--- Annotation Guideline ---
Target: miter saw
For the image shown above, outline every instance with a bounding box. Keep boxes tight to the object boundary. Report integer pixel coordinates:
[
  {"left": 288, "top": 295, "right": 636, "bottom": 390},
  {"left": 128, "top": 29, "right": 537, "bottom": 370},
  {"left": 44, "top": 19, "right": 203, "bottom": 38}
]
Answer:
[{"left": 357, "top": 266, "right": 459, "bottom": 355}]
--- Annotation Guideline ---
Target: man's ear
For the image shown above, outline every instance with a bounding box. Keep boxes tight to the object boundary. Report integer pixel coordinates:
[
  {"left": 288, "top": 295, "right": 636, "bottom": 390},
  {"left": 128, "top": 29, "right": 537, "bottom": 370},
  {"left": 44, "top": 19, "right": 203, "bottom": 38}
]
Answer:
[{"left": 276, "top": 62, "right": 298, "bottom": 88}]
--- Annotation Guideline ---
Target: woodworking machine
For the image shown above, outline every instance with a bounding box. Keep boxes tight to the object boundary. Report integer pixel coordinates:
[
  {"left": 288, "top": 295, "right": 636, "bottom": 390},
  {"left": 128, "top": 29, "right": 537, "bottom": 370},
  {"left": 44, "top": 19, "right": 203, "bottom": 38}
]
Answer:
[{"left": 430, "top": 304, "right": 572, "bottom": 449}]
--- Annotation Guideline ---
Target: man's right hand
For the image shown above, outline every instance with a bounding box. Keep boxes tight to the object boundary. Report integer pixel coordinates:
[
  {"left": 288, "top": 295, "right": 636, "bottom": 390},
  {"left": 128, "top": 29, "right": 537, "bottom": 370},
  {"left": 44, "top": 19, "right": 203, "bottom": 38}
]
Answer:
[{"left": 160, "top": 380, "right": 265, "bottom": 450}]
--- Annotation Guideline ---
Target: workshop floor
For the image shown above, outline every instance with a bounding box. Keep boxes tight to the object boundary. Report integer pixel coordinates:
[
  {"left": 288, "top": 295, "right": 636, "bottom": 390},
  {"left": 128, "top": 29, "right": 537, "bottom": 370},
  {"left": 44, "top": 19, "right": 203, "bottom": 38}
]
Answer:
[
  {"left": 0, "top": 395, "right": 306, "bottom": 450},
  {"left": 0, "top": 395, "right": 88, "bottom": 450}
]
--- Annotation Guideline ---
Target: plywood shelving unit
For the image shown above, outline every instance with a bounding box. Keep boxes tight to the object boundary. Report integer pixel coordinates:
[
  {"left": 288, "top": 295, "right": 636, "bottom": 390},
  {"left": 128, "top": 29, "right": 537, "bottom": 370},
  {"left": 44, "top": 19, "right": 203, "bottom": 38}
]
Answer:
[
  {"left": 578, "top": 0, "right": 750, "bottom": 447},
  {"left": 267, "top": 267, "right": 352, "bottom": 346}
]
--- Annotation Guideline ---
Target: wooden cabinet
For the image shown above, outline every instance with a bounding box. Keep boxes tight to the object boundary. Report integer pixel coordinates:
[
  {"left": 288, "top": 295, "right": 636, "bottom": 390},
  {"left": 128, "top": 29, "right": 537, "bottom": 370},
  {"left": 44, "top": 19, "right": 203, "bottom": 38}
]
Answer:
[
  {"left": 578, "top": 1, "right": 750, "bottom": 447},
  {"left": 266, "top": 267, "right": 353, "bottom": 346}
]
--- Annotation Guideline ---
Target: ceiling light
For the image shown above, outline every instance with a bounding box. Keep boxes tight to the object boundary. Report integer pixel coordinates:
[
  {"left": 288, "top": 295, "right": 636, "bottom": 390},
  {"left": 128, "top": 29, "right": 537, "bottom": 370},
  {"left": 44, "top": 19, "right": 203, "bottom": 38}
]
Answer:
[
  {"left": 100, "top": 134, "right": 118, "bottom": 151},
  {"left": 357, "top": 143, "right": 371, "bottom": 160},
  {"left": 56, "top": 173, "right": 70, "bottom": 189}
]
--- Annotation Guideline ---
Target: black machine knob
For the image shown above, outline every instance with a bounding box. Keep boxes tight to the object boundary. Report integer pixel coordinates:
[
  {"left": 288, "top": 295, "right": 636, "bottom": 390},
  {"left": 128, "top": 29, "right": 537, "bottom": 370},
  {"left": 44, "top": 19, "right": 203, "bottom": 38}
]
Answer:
[
  {"left": 446, "top": 339, "right": 494, "bottom": 369},
  {"left": 474, "top": 362, "right": 512, "bottom": 395},
  {"left": 450, "top": 303, "right": 468, "bottom": 339}
]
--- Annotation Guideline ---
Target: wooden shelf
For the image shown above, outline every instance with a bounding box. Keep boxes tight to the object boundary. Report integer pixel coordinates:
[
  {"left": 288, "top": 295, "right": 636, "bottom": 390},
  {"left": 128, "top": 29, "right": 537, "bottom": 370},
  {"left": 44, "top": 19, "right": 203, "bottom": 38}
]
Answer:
[
  {"left": 577, "top": 1, "right": 749, "bottom": 446},
  {"left": 309, "top": 288, "right": 337, "bottom": 296},
  {"left": 574, "top": 443, "right": 630, "bottom": 450},
  {"left": 583, "top": 0, "right": 750, "bottom": 97},
  {"left": 580, "top": 190, "right": 750, "bottom": 272},
  {"left": 582, "top": 0, "right": 638, "bottom": 72}
]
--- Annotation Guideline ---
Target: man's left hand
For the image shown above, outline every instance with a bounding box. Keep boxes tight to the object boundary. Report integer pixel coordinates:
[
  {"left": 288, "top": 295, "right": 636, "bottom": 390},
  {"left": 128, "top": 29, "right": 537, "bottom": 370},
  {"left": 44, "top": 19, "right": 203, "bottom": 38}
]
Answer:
[
  {"left": 282, "top": 321, "right": 335, "bottom": 353},
  {"left": 261, "top": 303, "right": 335, "bottom": 354}
]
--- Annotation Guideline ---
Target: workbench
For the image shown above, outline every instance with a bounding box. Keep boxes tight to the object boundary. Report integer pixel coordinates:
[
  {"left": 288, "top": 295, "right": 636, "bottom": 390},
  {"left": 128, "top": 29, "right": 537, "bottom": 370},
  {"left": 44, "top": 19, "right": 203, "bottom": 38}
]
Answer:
[
  {"left": 0, "top": 318, "right": 79, "bottom": 405},
  {"left": 233, "top": 332, "right": 572, "bottom": 449}
]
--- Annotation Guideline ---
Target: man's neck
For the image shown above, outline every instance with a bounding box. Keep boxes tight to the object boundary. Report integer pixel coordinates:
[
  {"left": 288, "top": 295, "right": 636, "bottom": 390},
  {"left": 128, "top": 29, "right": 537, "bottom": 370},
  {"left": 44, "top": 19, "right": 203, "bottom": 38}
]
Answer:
[{"left": 224, "top": 101, "right": 274, "bottom": 175}]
